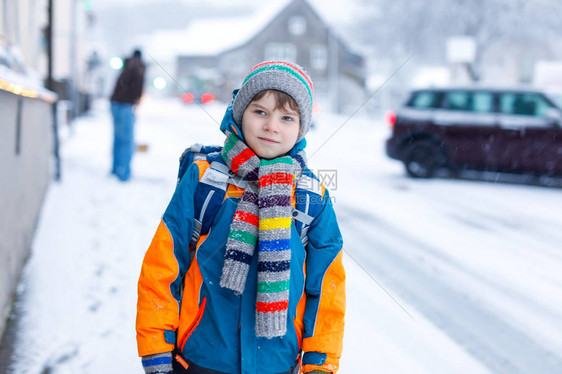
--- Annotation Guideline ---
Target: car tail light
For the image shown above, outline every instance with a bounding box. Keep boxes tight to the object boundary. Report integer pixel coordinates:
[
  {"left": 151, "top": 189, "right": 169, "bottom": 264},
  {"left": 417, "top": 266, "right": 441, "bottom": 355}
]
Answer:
[
  {"left": 385, "top": 110, "right": 396, "bottom": 126},
  {"left": 183, "top": 92, "right": 195, "bottom": 104},
  {"left": 201, "top": 93, "right": 215, "bottom": 104}
]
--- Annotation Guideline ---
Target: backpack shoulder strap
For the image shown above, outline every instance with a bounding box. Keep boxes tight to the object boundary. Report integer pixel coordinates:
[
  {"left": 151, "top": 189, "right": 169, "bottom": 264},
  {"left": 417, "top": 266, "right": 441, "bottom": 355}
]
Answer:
[
  {"left": 294, "top": 170, "right": 324, "bottom": 247},
  {"left": 177, "top": 144, "right": 223, "bottom": 186},
  {"left": 190, "top": 160, "right": 229, "bottom": 250},
  {"left": 177, "top": 144, "right": 227, "bottom": 250},
  {"left": 179, "top": 145, "right": 324, "bottom": 250}
]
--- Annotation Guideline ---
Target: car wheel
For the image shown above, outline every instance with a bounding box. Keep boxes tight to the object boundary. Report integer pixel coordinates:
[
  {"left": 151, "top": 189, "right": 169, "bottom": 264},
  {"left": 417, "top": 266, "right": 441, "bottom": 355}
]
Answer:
[{"left": 404, "top": 141, "right": 442, "bottom": 178}]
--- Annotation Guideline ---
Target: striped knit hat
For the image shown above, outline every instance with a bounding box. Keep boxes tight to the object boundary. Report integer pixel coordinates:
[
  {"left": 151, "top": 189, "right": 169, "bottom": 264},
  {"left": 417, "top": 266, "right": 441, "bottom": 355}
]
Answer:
[{"left": 232, "top": 61, "right": 314, "bottom": 142}]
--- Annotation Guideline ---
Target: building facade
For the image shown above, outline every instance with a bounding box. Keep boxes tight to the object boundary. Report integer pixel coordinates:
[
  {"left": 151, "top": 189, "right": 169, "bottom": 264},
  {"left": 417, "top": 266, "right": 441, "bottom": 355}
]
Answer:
[
  {"left": 176, "top": 0, "right": 366, "bottom": 114},
  {"left": 0, "top": 0, "right": 58, "bottom": 339}
]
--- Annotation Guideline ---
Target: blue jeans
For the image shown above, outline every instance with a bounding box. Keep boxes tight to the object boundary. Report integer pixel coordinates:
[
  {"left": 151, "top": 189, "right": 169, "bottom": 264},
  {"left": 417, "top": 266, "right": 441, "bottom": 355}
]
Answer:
[{"left": 110, "top": 102, "right": 135, "bottom": 181}]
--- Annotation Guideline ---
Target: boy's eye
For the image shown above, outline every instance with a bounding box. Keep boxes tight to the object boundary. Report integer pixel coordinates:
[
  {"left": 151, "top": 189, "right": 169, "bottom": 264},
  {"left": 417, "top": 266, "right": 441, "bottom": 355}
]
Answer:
[
  {"left": 254, "top": 110, "right": 266, "bottom": 116},
  {"left": 282, "top": 116, "right": 295, "bottom": 122}
]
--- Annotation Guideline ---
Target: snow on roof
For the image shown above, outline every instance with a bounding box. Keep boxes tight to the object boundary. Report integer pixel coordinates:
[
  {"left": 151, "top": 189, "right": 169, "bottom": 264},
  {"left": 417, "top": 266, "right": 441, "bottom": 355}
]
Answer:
[
  {"left": 0, "top": 46, "right": 57, "bottom": 102},
  {"left": 307, "top": 0, "right": 361, "bottom": 27},
  {"left": 144, "top": 0, "right": 292, "bottom": 60},
  {"left": 142, "top": 0, "right": 364, "bottom": 60},
  {"left": 306, "top": 0, "right": 364, "bottom": 53}
]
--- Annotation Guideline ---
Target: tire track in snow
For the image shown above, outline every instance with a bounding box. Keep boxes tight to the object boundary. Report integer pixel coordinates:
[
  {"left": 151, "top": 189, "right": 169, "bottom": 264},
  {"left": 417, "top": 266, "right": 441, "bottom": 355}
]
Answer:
[
  {"left": 414, "top": 183, "right": 562, "bottom": 251},
  {"left": 338, "top": 206, "right": 562, "bottom": 374}
]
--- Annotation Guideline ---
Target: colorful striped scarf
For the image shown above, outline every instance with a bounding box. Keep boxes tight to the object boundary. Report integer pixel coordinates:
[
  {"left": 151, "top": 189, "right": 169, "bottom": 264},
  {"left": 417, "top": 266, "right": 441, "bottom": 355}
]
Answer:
[{"left": 220, "top": 132, "right": 303, "bottom": 338}]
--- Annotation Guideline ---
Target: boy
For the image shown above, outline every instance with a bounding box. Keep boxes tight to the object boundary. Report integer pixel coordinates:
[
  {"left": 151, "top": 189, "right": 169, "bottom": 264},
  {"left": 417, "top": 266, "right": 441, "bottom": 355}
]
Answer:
[{"left": 137, "top": 61, "right": 345, "bottom": 374}]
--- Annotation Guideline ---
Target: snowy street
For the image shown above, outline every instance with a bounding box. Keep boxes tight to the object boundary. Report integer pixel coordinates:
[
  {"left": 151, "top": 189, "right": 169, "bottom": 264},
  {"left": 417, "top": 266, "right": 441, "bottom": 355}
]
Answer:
[{"left": 5, "top": 98, "right": 562, "bottom": 373}]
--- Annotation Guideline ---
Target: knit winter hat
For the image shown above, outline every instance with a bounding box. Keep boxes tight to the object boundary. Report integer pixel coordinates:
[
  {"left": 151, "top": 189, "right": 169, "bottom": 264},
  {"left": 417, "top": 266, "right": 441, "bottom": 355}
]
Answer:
[{"left": 232, "top": 61, "right": 314, "bottom": 142}]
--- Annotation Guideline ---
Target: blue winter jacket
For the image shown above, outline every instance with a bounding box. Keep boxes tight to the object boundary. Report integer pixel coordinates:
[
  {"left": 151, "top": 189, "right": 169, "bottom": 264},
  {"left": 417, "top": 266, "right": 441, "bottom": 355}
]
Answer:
[{"left": 137, "top": 105, "right": 345, "bottom": 374}]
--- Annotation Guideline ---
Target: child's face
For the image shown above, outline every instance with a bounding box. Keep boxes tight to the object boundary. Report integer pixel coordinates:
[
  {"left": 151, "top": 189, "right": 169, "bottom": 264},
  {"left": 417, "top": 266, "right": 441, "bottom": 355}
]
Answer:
[{"left": 241, "top": 91, "right": 300, "bottom": 159}]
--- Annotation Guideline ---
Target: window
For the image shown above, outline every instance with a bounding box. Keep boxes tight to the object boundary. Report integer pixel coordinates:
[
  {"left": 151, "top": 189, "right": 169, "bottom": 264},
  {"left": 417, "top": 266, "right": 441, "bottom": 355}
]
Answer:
[
  {"left": 1, "top": 0, "right": 17, "bottom": 46},
  {"left": 500, "top": 93, "right": 554, "bottom": 117},
  {"left": 472, "top": 92, "right": 494, "bottom": 113},
  {"left": 265, "top": 43, "right": 297, "bottom": 62},
  {"left": 0, "top": 1, "right": 4, "bottom": 43},
  {"left": 443, "top": 91, "right": 493, "bottom": 113},
  {"left": 310, "top": 45, "right": 327, "bottom": 70},
  {"left": 408, "top": 91, "right": 442, "bottom": 109},
  {"left": 288, "top": 16, "right": 306, "bottom": 35},
  {"left": 445, "top": 91, "right": 471, "bottom": 111},
  {"left": 549, "top": 93, "right": 562, "bottom": 109}
]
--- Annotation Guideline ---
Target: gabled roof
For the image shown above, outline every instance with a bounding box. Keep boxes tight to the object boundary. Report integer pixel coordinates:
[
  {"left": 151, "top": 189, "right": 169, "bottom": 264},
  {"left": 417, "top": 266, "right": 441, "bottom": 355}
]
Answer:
[
  {"left": 144, "top": 0, "right": 362, "bottom": 61},
  {"left": 145, "top": 0, "right": 293, "bottom": 59}
]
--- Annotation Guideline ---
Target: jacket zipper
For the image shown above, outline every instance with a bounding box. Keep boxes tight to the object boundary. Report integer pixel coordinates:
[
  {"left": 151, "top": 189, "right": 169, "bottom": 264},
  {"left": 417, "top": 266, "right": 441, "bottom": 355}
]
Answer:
[{"left": 179, "top": 297, "right": 207, "bottom": 351}]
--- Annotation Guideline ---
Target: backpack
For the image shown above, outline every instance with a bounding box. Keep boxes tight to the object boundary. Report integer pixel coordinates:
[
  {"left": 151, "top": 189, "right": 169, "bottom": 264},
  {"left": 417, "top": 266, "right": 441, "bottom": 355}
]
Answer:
[{"left": 177, "top": 144, "right": 323, "bottom": 251}]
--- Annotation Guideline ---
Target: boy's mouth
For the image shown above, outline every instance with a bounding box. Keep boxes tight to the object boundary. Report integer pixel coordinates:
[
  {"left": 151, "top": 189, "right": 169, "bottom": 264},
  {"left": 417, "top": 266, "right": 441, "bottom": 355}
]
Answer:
[{"left": 258, "top": 137, "right": 280, "bottom": 144}]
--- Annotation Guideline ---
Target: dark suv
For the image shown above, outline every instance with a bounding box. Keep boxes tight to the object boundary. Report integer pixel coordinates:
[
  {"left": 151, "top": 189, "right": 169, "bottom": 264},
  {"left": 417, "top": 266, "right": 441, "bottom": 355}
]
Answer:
[{"left": 385, "top": 87, "right": 562, "bottom": 178}]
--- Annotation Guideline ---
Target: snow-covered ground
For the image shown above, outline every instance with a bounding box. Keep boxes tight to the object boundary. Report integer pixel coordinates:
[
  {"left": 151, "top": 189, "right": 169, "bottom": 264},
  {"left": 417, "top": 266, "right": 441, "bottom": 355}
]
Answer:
[{"left": 6, "top": 97, "right": 562, "bottom": 373}]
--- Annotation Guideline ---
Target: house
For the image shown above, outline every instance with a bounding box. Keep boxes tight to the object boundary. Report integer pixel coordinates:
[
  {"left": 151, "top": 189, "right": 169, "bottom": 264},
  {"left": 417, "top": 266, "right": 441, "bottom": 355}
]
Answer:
[
  {"left": 172, "top": 0, "right": 366, "bottom": 114},
  {"left": 478, "top": 37, "right": 555, "bottom": 85}
]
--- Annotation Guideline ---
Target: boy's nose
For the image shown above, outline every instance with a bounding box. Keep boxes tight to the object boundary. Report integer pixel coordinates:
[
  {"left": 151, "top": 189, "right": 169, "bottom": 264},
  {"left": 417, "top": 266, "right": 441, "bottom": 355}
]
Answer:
[{"left": 264, "top": 118, "right": 279, "bottom": 132}]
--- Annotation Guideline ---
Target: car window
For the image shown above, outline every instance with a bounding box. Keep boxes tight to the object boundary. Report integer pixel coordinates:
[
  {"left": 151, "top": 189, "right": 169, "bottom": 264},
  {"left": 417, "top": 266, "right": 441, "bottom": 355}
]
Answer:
[
  {"left": 547, "top": 93, "right": 562, "bottom": 109},
  {"left": 472, "top": 92, "right": 494, "bottom": 113},
  {"left": 444, "top": 91, "right": 493, "bottom": 113},
  {"left": 445, "top": 91, "right": 471, "bottom": 111},
  {"left": 407, "top": 91, "right": 442, "bottom": 109},
  {"left": 534, "top": 96, "right": 556, "bottom": 117},
  {"left": 500, "top": 93, "right": 554, "bottom": 117}
]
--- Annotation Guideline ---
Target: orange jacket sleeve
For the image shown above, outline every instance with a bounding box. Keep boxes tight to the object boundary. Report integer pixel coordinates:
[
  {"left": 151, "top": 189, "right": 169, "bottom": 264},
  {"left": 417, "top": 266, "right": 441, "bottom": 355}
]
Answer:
[
  {"left": 301, "top": 189, "right": 345, "bottom": 373},
  {"left": 136, "top": 164, "right": 199, "bottom": 356}
]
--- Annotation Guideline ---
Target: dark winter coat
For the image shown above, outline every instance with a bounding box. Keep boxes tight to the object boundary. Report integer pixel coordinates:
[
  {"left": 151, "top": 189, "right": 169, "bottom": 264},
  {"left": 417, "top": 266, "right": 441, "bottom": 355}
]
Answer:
[{"left": 110, "top": 56, "right": 145, "bottom": 104}]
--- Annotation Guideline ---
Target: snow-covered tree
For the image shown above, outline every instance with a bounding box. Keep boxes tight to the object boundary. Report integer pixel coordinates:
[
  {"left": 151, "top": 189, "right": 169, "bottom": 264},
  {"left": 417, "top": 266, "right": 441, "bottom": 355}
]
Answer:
[{"left": 354, "top": 0, "right": 562, "bottom": 82}]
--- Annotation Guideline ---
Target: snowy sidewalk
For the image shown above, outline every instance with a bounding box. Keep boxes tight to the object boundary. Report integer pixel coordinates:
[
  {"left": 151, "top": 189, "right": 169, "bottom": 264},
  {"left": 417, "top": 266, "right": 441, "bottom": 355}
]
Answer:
[{"left": 4, "top": 98, "right": 491, "bottom": 373}]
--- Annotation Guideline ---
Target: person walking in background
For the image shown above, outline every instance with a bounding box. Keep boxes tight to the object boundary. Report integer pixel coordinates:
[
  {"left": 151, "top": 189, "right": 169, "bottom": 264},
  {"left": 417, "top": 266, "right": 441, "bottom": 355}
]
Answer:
[{"left": 110, "top": 49, "right": 145, "bottom": 181}]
